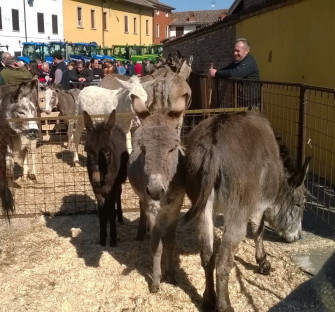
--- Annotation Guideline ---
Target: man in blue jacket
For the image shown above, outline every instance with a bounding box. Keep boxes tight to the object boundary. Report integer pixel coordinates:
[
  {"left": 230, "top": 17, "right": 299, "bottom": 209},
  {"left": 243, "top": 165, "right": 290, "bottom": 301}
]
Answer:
[{"left": 209, "top": 38, "right": 260, "bottom": 108}]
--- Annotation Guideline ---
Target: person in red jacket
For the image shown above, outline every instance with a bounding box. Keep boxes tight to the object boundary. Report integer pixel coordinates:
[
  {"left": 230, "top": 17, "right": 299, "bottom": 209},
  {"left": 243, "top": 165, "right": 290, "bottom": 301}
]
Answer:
[{"left": 134, "top": 61, "right": 142, "bottom": 77}]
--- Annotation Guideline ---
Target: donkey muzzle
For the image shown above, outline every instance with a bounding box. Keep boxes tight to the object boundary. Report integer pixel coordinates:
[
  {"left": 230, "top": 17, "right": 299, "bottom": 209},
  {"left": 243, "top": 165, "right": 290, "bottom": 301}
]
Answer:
[{"left": 22, "top": 121, "right": 39, "bottom": 140}]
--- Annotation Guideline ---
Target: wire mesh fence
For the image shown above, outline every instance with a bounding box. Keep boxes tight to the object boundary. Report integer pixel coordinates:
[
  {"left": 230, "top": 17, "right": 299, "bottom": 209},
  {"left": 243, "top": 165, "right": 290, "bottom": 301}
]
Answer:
[{"left": 1, "top": 78, "right": 335, "bottom": 228}]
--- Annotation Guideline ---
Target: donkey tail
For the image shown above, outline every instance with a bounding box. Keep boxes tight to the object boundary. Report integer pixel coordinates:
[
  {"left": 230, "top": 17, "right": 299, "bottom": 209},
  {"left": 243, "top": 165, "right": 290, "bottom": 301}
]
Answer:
[
  {"left": 0, "top": 181, "right": 14, "bottom": 221},
  {"left": 183, "top": 146, "right": 219, "bottom": 224}
]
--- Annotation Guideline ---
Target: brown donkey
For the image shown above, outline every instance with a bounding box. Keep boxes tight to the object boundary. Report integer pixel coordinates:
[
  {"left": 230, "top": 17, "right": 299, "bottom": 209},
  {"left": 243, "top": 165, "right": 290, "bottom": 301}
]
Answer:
[
  {"left": 184, "top": 111, "right": 311, "bottom": 312},
  {"left": 127, "top": 92, "right": 186, "bottom": 293}
]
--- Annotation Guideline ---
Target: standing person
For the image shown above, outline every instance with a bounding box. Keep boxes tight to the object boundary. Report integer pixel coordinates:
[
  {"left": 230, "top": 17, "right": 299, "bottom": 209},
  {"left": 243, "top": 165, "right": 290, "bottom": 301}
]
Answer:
[
  {"left": 90, "top": 58, "right": 104, "bottom": 80},
  {"left": 76, "top": 61, "right": 94, "bottom": 84},
  {"left": 116, "top": 60, "right": 126, "bottom": 75},
  {"left": 209, "top": 38, "right": 260, "bottom": 107},
  {"left": 103, "top": 59, "right": 115, "bottom": 76},
  {"left": 127, "top": 60, "right": 135, "bottom": 76},
  {"left": 0, "top": 56, "right": 32, "bottom": 85},
  {"left": 143, "top": 58, "right": 154, "bottom": 75},
  {"left": 0, "top": 52, "right": 11, "bottom": 71},
  {"left": 134, "top": 61, "right": 142, "bottom": 77},
  {"left": 50, "top": 51, "right": 70, "bottom": 90}
]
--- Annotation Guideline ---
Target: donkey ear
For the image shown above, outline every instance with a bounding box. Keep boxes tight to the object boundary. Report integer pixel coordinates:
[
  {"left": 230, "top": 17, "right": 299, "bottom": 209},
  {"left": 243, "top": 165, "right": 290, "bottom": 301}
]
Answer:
[
  {"left": 11, "top": 82, "right": 26, "bottom": 101},
  {"left": 288, "top": 156, "right": 311, "bottom": 188},
  {"left": 105, "top": 110, "right": 116, "bottom": 132},
  {"left": 83, "top": 110, "right": 94, "bottom": 131},
  {"left": 131, "top": 94, "right": 150, "bottom": 120},
  {"left": 29, "top": 79, "right": 38, "bottom": 91}
]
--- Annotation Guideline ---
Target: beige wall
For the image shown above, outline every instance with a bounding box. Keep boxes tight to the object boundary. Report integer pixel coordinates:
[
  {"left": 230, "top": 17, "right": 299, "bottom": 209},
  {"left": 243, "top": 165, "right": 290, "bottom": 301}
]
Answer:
[{"left": 63, "top": 0, "right": 153, "bottom": 47}]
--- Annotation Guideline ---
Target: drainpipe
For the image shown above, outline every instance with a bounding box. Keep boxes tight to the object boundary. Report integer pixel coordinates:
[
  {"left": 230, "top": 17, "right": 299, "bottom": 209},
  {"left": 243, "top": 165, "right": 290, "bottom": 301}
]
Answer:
[
  {"left": 101, "top": 1, "right": 105, "bottom": 47},
  {"left": 139, "top": 8, "right": 142, "bottom": 45},
  {"left": 23, "top": 0, "right": 28, "bottom": 42}
]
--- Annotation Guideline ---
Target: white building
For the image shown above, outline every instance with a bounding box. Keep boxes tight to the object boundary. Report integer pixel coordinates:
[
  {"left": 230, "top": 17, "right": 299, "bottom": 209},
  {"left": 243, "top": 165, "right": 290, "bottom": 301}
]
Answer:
[
  {"left": 169, "top": 10, "right": 227, "bottom": 38},
  {"left": 0, "top": 0, "right": 64, "bottom": 56}
]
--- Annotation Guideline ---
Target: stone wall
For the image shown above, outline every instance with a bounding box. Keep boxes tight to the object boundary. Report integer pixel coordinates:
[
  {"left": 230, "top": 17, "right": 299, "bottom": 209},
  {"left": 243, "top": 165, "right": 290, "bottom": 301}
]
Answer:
[{"left": 163, "top": 21, "right": 237, "bottom": 74}]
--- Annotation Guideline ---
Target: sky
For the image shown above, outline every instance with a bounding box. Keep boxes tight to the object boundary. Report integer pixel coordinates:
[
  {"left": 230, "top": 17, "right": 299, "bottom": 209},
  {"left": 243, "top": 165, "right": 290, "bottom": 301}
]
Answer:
[{"left": 163, "top": 0, "right": 235, "bottom": 12}]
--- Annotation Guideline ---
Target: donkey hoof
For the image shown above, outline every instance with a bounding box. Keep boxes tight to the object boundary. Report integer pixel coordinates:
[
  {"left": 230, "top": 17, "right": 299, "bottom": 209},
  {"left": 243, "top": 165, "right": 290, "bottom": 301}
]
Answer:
[
  {"left": 259, "top": 260, "right": 271, "bottom": 275},
  {"left": 99, "top": 240, "right": 106, "bottom": 247},
  {"left": 110, "top": 240, "right": 117, "bottom": 247},
  {"left": 28, "top": 174, "right": 37, "bottom": 181},
  {"left": 117, "top": 219, "right": 124, "bottom": 225},
  {"left": 150, "top": 283, "right": 160, "bottom": 293}
]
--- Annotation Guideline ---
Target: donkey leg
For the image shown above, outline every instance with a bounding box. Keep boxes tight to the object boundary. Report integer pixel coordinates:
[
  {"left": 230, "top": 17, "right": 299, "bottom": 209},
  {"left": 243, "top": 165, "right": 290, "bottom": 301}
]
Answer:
[
  {"left": 98, "top": 205, "right": 108, "bottom": 247},
  {"left": 27, "top": 141, "right": 37, "bottom": 181},
  {"left": 108, "top": 198, "right": 117, "bottom": 247},
  {"left": 162, "top": 219, "right": 178, "bottom": 285},
  {"left": 250, "top": 216, "right": 271, "bottom": 275},
  {"left": 136, "top": 200, "right": 147, "bottom": 241},
  {"left": 198, "top": 202, "right": 216, "bottom": 310},
  {"left": 116, "top": 185, "right": 124, "bottom": 224},
  {"left": 150, "top": 224, "right": 163, "bottom": 293},
  {"left": 6, "top": 147, "right": 14, "bottom": 187},
  {"left": 72, "top": 117, "right": 84, "bottom": 166},
  {"left": 216, "top": 223, "right": 246, "bottom": 312}
]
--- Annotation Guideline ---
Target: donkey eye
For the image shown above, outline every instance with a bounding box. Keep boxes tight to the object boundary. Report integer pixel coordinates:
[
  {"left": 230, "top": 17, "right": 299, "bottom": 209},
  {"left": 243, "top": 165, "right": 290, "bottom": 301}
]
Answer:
[{"left": 104, "top": 151, "right": 111, "bottom": 158}]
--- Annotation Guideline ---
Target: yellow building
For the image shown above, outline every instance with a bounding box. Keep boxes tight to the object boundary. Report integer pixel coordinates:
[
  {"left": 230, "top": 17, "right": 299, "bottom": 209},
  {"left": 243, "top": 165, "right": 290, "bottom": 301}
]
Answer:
[{"left": 63, "top": 0, "right": 154, "bottom": 47}]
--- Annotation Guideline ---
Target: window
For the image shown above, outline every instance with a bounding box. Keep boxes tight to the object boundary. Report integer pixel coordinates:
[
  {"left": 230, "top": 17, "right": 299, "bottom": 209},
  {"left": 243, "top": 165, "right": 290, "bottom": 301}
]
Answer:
[
  {"left": 12, "top": 9, "right": 19, "bottom": 31},
  {"left": 165, "top": 25, "right": 169, "bottom": 38},
  {"left": 133, "top": 17, "right": 137, "bottom": 34},
  {"left": 77, "top": 7, "right": 83, "bottom": 27},
  {"left": 145, "top": 19, "right": 149, "bottom": 35},
  {"left": 124, "top": 15, "right": 129, "bottom": 33},
  {"left": 176, "top": 26, "right": 183, "bottom": 37},
  {"left": 156, "top": 10, "right": 159, "bottom": 15},
  {"left": 91, "top": 10, "right": 96, "bottom": 29},
  {"left": 156, "top": 24, "right": 159, "bottom": 38},
  {"left": 165, "top": 12, "right": 169, "bottom": 17},
  {"left": 37, "top": 12, "right": 44, "bottom": 33},
  {"left": 52, "top": 15, "right": 58, "bottom": 34},
  {"left": 0, "top": 8, "right": 2, "bottom": 30},
  {"left": 103, "top": 12, "right": 107, "bottom": 30}
]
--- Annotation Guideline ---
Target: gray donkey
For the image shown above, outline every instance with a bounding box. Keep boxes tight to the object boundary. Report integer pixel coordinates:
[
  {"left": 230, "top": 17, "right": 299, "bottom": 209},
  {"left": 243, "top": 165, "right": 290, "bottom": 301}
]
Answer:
[
  {"left": 184, "top": 111, "right": 311, "bottom": 312},
  {"left": 127, "top": 90, "right": 186, "bottom": 293}
]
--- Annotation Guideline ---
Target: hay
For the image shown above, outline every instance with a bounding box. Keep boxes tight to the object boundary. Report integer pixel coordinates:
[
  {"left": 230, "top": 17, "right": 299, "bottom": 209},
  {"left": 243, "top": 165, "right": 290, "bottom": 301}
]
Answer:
[{"left": 0, "top": 212, "right": 316, "bottom": 312}]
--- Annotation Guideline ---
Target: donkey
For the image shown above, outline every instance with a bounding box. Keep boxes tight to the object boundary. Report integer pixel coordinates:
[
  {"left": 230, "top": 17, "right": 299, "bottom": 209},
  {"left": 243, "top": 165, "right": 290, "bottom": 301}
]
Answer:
[
  {"left": 72, "top": 77, "right": 146, "bottom": 166},
  {"left": 183, "top": 111, "right": 311, "bottom": 312},
  {"left": 0, "top": 80, "right": 39, "bottom": 184},
  {"left": 43, "top": 85, "right": 80, "bottom": 148},
  {"left": 127, "top": 88, "right": 186, "bottom": 293},
  {"left": 83, "top": 110, "right": 129, "bottom": 247},
  {"left": 0, "top": 114, "right": 14, "bottom": 220}
]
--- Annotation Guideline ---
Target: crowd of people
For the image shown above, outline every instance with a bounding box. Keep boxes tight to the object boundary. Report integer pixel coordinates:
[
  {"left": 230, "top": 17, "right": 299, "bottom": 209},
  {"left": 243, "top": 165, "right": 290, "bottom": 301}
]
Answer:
[
  {"left": 0, "top": 38, "right": 260, "bottom": 108},
  {"left": 0, "top": 50, "right": 160, "bottom": 90}
]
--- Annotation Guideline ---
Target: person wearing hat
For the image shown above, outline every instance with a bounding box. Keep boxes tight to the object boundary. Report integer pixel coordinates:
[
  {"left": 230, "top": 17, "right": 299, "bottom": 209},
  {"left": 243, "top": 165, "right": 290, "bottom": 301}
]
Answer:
[
  {"left": 0, "top": 56, "right": 32, "bottom": 86},
  {"left": 49, "top": 51, "right": 70, "bottom": 90}
]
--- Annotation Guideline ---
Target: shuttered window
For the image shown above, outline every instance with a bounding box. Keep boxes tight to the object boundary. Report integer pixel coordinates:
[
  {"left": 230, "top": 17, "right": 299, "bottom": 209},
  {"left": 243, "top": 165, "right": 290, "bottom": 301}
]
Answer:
[
  {"left": 91, "top": 10, "right": 95, "bottom": 29},
  {"left": 12, "top": 9, "right": 19, "bottom": 31},
  {"left": 124, "top": 16, "right": 128, "bottom": 33},
  {"left": 52, "top": 15, "right": 58, "bottom": 34},
  {"left": 0, "top": 8, "right": 2, "bottom": 30},
  {"left": 145, "top": 19, "right": 149, "bottom": 35},
  {"left": 103, "top": 12, "right": 107, "bottom": 30},
  {"left": 37, "top": 12, "right": 44, "bottom": 33},
  {"left": 77, "top": 7, "right": 82, "bottom": 27},
  {"left": 133, "top": 17, "right": 137, "bottom": 34}
]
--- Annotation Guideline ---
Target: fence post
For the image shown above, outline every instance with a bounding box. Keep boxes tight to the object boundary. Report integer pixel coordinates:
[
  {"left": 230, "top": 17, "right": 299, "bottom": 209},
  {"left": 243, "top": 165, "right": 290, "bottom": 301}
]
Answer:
[{"left": 297, "top": 84, "right": 307, "bottom": 167}]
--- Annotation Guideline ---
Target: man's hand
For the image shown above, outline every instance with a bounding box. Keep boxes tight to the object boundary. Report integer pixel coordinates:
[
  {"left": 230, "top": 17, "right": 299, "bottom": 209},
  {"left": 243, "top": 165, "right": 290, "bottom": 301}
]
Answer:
[{"left": 209, "top": 68, "right": 217, "bottom": 78}]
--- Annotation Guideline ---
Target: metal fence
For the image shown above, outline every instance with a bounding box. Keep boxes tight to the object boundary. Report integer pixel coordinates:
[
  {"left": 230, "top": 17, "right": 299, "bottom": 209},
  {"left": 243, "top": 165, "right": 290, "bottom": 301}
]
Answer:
[{"left": 1, "top": 78, "right": 335, "bottom": 228}]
